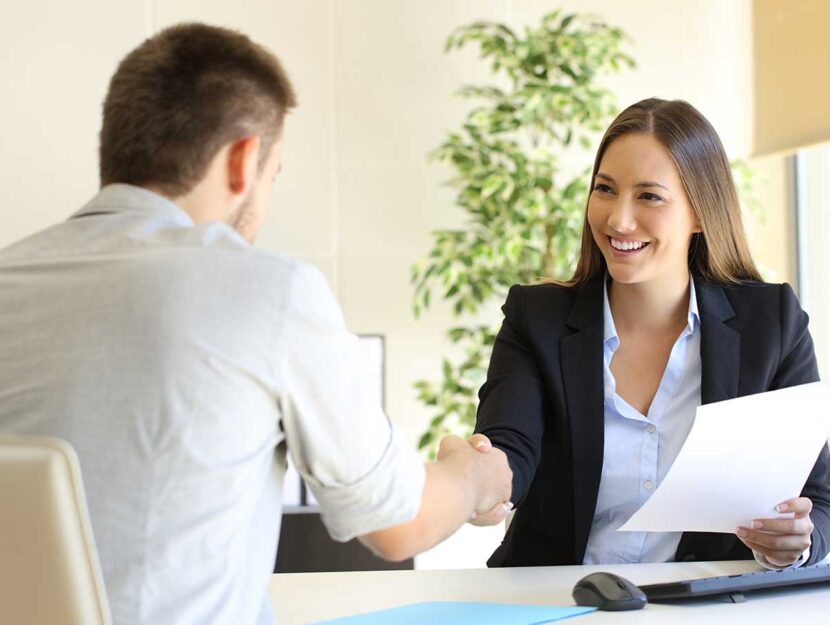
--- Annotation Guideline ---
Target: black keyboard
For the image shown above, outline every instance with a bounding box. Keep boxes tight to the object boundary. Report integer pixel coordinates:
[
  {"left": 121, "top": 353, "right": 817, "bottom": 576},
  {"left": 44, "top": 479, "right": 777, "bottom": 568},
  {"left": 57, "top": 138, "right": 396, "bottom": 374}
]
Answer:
[{"left": 640, "top": 563, "right": 830, "bottom": 601}]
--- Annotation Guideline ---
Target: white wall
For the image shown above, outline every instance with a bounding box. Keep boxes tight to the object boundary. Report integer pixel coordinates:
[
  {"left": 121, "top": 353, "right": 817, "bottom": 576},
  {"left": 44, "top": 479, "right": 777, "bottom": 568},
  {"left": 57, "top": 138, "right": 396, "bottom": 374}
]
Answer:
[
  {"left": 2, "top": 0, "right": 784, "bottom": 569},
  {"left": 0, "top": 0, "right": 149, "bottom": 241}
]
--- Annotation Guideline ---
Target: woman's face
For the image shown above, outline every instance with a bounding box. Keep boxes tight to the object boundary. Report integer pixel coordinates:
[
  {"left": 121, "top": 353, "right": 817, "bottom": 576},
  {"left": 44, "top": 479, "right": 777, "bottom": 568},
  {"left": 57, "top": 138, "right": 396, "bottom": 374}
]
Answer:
[{"left": 587, "top": 132, "right": 701, "bottom": 287}]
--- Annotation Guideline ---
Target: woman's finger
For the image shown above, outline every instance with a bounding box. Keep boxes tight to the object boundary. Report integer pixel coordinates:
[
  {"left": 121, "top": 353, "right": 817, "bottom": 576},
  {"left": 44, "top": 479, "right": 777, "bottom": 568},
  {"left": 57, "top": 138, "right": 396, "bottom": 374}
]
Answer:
[
  {"left": 750, "top": 516, "right": 813, "bottom": 535},
  {"left": 776, "top": 497, "right": 813, "bottom": 516},
  {"left": 736, "top": 527, "right": 811, "bottom": 552},
  {"left": 737, "top": 536, "right": 801, "bottom": 567},
  {"left": 469, "top": 501, "right": 513, "bottom": 527},
  {"left": 468, "top": 433, "right": 492, "bottom": 452}
]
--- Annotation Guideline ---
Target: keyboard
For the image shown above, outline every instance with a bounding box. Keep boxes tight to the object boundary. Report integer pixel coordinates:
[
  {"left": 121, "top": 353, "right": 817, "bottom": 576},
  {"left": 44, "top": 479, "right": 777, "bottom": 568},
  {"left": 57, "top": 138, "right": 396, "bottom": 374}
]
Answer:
[{"left": 640, "top": 563, "right": 830, "bottom": 601}]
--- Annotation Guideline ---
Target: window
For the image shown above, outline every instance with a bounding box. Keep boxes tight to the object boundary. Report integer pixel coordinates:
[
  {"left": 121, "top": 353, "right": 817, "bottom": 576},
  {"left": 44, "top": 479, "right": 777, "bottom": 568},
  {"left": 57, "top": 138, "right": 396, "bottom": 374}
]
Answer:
[{"left": 794, "top": 145, "right": 830, "bottom": 377}]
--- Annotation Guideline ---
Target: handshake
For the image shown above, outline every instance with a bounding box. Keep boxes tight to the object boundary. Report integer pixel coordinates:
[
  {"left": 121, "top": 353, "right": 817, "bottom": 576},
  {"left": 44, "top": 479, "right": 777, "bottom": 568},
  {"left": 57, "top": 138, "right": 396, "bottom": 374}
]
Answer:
[
  {"left": 359, "top": 431, "right": 514, "bottom": 561},
  {"left": 436, "top": 432, "right": 514, "bottom": 527}
]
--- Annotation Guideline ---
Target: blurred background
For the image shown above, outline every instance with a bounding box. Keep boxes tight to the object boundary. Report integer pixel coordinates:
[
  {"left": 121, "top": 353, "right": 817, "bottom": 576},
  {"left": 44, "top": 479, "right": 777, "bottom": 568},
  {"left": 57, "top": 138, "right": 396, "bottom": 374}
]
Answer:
[{"left": 1, "top": 0, "right": 828, "bottom": 570}]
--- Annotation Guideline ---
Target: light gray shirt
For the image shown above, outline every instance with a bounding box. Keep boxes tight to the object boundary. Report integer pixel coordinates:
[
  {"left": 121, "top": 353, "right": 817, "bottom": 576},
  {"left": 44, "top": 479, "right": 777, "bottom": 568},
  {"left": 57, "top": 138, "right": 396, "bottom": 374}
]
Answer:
[{"left": 0, "top": 184, "right": 425, "bottom": 625}]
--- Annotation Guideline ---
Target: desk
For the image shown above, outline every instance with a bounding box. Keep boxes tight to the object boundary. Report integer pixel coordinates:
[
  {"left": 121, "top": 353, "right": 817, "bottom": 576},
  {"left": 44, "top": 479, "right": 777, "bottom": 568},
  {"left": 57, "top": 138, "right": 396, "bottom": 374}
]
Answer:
[{"left": 269, "top": 561, "right": 830, "bottom": 624}]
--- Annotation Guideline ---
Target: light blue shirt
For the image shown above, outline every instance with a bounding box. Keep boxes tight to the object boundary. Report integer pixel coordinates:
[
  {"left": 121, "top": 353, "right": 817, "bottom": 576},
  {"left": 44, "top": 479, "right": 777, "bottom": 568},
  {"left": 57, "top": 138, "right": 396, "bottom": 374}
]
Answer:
[{"left": 583, "top": 277, "right": 701, "bottom": 564}]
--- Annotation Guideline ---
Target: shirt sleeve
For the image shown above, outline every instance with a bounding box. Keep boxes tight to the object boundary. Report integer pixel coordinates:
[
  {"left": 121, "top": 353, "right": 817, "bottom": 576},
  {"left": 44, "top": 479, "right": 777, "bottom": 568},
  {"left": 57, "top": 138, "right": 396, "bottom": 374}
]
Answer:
[{"left": 276, "top": 262, "right": 425, "bottom": 542}]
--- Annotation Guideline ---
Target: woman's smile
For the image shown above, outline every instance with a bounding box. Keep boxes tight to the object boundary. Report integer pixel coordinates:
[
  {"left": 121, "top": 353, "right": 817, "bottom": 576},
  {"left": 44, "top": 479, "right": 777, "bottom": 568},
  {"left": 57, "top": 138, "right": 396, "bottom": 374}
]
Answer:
[{"left": 608, "top": 236, "right": 651, "bottom": 257}]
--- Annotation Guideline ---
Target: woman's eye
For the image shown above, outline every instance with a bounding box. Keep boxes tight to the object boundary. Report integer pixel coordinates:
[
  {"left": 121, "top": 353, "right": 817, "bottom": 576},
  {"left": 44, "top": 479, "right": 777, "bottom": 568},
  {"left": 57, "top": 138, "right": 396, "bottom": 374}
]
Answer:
[
  {"left": 593, "top": 183, "right": 614, "bottom": 194},
  {"left": 641, "top": 192, "right": 663, "bottom": 202}
]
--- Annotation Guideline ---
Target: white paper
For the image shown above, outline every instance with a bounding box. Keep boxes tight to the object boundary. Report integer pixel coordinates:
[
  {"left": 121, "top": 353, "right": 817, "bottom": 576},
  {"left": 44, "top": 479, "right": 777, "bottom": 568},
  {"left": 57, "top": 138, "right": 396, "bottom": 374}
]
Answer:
[{"left": 619, "top": 381, "right": 830, "bottom": 533}]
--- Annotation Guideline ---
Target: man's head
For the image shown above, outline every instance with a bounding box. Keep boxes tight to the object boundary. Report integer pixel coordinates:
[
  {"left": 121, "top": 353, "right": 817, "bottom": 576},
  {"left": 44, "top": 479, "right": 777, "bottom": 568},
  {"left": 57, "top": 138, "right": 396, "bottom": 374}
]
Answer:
[{"left": 99, "top": 23, "right": 296, "bottom": 241}]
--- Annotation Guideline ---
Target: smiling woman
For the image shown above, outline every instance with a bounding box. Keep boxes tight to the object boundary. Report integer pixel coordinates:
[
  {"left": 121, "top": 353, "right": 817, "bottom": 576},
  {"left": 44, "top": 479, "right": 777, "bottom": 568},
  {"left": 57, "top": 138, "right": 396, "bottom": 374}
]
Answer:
[
  {"left": 572, "top": 98, "right": 762, "bottom": 289},
  {"left": 588, "top": 133, "right": 702, "bottom": 289},
  {"left": 474, "top": 97, "right": 830, "bottom": 571}
]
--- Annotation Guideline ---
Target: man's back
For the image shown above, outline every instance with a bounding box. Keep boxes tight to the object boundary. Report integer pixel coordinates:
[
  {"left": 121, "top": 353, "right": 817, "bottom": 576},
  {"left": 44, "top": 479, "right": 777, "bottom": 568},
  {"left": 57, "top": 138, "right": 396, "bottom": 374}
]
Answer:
[
  {"left": 0, "top": 22, "right": 513, "bottom": 625},
  {"left": 0, "top": 185, "right": 303, "bottom": 624}
]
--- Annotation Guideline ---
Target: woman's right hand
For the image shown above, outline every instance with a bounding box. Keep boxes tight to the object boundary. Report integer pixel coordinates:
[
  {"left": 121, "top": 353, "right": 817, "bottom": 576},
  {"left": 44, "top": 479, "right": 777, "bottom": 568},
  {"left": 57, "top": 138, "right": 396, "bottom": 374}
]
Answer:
[{"left": 466, "top": 433, "right": 514, "bottom": 526}]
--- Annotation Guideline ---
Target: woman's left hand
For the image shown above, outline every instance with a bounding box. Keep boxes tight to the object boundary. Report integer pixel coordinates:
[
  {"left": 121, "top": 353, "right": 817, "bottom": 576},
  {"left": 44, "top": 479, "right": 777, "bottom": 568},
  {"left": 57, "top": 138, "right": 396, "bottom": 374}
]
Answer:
[{"left": 736, "top": 497, "right": 814, "bottom": 567}]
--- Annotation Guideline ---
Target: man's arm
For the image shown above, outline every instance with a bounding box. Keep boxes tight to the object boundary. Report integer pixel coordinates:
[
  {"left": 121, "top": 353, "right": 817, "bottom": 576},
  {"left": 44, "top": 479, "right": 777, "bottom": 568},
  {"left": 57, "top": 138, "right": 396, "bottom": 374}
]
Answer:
[
  {"left": 279, "top": 264, "right": 511, "bottom": 558},
  {"left": 358, "top": 435, "right": 512, "bottom": 561}
]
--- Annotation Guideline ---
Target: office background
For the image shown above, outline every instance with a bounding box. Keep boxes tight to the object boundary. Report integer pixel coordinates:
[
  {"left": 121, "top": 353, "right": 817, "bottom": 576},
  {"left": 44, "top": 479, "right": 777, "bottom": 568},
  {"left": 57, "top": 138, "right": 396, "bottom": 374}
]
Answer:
[{"left": 1, "top": 0, "right": 827, "bottom": 569}]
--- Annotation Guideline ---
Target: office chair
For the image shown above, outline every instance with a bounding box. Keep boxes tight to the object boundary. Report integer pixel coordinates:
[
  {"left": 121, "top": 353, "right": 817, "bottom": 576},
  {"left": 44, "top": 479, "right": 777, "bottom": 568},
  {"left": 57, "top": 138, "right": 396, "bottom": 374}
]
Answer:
[{"left": 0, "top": 435, "right": 112, "bottom": 625}]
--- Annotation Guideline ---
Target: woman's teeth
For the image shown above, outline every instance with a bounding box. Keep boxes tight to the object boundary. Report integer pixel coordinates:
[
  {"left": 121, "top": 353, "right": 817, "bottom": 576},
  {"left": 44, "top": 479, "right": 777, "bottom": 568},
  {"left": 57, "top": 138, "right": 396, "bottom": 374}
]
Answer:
[{"left": 611, "top": 238, "right": 648, "bottom": 251}]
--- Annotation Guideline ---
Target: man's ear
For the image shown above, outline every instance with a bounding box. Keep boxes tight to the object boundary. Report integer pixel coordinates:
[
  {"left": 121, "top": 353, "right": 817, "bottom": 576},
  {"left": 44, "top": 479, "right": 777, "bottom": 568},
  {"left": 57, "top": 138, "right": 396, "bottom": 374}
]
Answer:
[{"left": 226, "top": 135, "right": 261, "bottom": 196}]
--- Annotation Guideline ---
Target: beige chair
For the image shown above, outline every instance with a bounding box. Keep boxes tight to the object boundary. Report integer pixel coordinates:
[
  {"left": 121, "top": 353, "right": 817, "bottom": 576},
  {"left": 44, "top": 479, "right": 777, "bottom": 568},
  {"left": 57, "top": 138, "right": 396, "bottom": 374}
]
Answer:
[{"left": 0, "top": 435, "right": 112, "bottom": 625}]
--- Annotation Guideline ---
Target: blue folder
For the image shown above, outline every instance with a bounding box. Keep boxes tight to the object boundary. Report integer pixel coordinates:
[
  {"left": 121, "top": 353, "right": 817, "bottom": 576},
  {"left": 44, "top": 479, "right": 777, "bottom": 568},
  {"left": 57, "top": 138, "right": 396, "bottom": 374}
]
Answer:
[{"left": 307, "top": 601, "right": 596, "bottom": 625}]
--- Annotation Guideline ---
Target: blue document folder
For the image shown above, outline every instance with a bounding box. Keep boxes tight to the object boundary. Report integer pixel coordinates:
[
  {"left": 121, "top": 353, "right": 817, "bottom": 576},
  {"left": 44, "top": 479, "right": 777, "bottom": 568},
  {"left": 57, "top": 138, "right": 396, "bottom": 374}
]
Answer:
[{"left": 307, "top": 601, "right": 596, "bottom": 625}]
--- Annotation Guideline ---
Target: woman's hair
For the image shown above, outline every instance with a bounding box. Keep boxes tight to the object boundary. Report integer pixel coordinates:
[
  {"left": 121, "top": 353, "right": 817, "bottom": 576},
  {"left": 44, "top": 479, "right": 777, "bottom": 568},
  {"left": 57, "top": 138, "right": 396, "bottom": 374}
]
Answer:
[{"left": 562, "top": 97, "right": 761, "bottom": 287}]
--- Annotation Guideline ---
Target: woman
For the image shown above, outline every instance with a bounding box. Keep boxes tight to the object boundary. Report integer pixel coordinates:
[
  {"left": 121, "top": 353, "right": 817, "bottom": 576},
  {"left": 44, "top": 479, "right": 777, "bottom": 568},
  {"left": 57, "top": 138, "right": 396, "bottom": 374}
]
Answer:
[{"left": 475, "top": 98, "right": 830, "bottom": 568}]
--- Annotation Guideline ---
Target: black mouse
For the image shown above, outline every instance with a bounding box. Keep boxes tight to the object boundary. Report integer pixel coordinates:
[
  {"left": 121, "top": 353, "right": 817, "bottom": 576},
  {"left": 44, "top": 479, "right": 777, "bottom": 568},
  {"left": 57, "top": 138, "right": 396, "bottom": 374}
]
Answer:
[{"left": 572, "top": 571, "right": 648, "bottom": 611}]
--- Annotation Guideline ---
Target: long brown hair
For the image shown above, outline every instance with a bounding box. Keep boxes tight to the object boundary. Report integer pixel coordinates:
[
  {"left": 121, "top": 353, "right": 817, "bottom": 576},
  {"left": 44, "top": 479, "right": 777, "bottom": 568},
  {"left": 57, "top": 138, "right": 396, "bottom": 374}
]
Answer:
[{"left": 563, "top": 98, "right": 761, "bottom": 287}]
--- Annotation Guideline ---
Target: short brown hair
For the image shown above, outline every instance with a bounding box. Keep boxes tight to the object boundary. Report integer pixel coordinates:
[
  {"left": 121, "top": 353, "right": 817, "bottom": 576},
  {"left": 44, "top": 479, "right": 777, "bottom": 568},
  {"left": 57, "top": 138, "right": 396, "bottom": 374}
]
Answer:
[
  {"left": 565, "top": 98, "right": 761, "bottom": 287},
  {"left": 99, "top": 23, "right": 297, "bottom": 196}
]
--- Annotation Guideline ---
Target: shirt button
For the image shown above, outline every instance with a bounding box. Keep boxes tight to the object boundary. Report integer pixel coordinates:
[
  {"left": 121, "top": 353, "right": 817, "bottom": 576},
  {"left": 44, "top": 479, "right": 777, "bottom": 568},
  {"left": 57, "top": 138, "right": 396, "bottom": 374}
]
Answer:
[
  {"left": 644, "top": 480, "right": 655, "bottom": 490},
  {"left": 647, "top": 424, "right": 656, "bottom": 433}
]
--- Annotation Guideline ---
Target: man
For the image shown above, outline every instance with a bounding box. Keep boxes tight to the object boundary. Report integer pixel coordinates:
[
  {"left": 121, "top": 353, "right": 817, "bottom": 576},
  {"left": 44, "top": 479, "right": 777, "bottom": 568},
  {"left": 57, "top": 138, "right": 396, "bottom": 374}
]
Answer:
[{"left": 0, "top": 24, "right": 512, "bottom": 625}]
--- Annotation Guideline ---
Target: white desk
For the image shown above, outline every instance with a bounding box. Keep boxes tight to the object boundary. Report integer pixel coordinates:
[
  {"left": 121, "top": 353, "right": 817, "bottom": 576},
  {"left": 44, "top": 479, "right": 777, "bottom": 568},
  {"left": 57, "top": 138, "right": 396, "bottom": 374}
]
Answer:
[{"left": 269, "top": 561, "right": 830, "bottom": 624}]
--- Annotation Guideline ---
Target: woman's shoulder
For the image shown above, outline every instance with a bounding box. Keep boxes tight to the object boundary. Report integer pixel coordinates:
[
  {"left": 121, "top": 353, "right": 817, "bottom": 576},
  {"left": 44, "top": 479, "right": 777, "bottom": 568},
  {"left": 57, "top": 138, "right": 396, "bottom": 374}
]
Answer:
[
  {"left": 712, "top": 279, "right": 798, "bottom": 305},
  {"left": 508, "top": 279, "right": 583, "bottom": 305},
  {"left": 703, "top": 279, "right": 804, "bottom": 327},
  {"left": 503, "top": 279, "right": 598, "bottom": 327}
]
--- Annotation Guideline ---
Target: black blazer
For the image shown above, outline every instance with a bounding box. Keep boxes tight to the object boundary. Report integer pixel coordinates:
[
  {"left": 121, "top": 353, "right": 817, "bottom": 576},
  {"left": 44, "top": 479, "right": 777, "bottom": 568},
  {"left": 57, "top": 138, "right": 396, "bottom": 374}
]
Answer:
[{"left": 476, "top": 276, "right": 830, "bottom": 567}]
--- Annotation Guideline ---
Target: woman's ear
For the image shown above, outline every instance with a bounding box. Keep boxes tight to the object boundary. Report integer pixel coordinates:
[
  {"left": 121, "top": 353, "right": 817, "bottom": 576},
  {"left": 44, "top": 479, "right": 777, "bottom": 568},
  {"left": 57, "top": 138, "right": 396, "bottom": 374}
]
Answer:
[{"left": 692, "top": 212, "right": 703, "bottom": 234}]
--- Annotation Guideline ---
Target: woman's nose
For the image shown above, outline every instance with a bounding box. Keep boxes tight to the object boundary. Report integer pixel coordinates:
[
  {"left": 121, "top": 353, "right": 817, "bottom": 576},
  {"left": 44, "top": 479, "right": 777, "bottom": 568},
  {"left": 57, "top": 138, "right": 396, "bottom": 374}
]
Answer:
[{"left": 607, "top": 199, "right": 637, "bottom": 234}]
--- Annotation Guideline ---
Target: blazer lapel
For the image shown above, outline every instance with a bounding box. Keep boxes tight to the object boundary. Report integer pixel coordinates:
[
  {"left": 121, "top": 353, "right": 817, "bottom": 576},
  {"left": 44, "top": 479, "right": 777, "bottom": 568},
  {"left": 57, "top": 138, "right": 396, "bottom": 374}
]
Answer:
[
  {"left": 561, "top": 278, "right": 605, "bottom": 564},
  {"left": 696, "top": 279, "right": 740, "bottom": 404}
]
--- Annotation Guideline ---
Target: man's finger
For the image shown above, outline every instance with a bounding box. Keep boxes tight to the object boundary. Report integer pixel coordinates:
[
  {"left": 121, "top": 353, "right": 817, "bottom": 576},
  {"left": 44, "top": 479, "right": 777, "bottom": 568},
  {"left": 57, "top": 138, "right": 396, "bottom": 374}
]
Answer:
[{"left": 437, "top": 434, "right": 465, "bottom": 453}]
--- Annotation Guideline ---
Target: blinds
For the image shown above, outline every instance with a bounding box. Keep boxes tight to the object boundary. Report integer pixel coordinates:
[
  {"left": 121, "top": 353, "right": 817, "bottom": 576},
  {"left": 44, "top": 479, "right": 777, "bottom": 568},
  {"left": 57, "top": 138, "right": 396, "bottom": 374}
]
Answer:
[{"left": 753, "top": 0, "right": 830, "bottom": 155}]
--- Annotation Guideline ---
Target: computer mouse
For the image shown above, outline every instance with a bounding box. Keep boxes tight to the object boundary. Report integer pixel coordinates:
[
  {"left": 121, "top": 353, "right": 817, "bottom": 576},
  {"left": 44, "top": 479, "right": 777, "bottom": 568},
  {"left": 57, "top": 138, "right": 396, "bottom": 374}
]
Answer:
[{"left": 572, "top": 571, "right": 647, "bottom": 611}]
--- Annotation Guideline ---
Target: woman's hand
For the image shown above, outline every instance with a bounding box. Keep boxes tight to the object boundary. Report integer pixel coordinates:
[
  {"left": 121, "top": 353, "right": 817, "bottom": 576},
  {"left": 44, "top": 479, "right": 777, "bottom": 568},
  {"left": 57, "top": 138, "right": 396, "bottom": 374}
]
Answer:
[
  {"left": 466, "top": 433, "right": 513, "bottom": 527},
  {"left": 736, "top": 497, "right": 814, "bottom": 567}
]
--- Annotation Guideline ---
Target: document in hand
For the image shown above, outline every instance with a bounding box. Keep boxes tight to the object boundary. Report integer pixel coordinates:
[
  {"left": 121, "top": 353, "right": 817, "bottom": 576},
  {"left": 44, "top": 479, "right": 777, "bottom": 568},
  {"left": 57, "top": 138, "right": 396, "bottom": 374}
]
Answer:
[
  {"left": 619, "top": 381, "right": 830, "bottom": 533},
  {"left": 306, "top": 602, "right": 595, "bottom": 625}
]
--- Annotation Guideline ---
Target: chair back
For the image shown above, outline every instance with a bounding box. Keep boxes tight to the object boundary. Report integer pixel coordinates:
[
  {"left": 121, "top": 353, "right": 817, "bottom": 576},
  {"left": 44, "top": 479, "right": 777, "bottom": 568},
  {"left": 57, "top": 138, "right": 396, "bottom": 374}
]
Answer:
[{"left": 0, "top": 435, "right": 112, "bottom": 625}]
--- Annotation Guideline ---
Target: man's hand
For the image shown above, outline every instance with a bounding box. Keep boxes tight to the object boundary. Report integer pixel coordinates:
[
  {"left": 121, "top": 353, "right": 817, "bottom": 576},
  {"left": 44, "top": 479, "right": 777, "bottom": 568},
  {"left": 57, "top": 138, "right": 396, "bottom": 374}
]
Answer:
[
  {"left": 736, "top": 497, "right": 814, "bottom": 567},
  {"left": 359, "top": 434, "right": 512, "bottom": 561},
  {"left": 436, "top": 434, "right": 512, "bottom": 518},
  {"left": 435, "top": 433, "right": 513, "bottom": 527}
]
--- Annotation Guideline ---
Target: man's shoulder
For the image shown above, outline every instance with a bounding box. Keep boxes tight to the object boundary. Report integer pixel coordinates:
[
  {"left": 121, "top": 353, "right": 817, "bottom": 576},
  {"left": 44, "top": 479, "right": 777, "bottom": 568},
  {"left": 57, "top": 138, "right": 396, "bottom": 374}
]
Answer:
[
  {"left": 149, "top": 235, "right": 330, "bottom": 304},
  {"left": 0, "top": 214, "right": 332, "bottom": 309}
]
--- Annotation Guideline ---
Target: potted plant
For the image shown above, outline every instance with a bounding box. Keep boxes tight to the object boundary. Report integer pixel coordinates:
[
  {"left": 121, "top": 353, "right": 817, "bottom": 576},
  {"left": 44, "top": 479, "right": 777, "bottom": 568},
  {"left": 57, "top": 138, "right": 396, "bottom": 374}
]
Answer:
[{"left": 411, "top": 10, "right": 635, "bottom": 456}]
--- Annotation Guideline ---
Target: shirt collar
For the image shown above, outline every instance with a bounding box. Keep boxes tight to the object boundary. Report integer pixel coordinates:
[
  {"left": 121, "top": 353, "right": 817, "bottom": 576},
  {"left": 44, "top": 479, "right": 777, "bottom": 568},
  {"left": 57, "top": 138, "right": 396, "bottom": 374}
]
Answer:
[
  {"left": 70, "top": 183, "right": 195, "bottom": 227},
  {"left": 603, "top": 274, "right": 700, "bottom": 346}
]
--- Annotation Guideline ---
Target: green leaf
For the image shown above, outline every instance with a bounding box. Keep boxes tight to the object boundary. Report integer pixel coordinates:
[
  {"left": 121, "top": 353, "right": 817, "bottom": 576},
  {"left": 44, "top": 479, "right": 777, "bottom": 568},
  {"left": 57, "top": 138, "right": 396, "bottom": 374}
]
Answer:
[{"left": 417, "top": 431, "right": 434, "bottom": 450}]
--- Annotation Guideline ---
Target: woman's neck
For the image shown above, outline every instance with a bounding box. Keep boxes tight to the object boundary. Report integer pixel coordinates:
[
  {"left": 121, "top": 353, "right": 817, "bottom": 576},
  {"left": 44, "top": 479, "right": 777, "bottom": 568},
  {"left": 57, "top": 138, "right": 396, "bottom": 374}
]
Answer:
[{"left": 608, "top": 272, "right": 691, "bottom": 335}]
